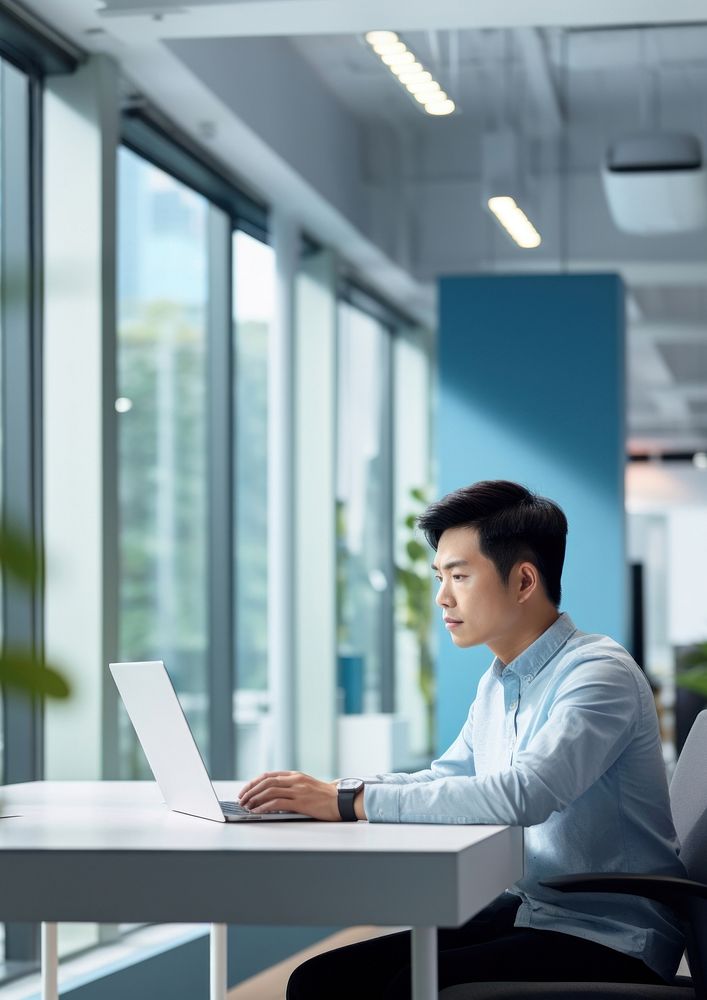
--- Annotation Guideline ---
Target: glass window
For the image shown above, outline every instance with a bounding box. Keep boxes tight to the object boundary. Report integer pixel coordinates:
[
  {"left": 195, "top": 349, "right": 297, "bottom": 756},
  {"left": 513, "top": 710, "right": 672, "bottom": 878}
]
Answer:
[
  {"left": 0, "top": 52, "right": 40, "bottom": 979},
  {"left": 394, "top": 328, "right": 435, "bottom": 761},
  {"left": 336, "top": 301, "right": 394, "bottom": 716},
  {"left": 232, "top": 229, "right": 274, "bottom": 776},
  {"left": 116, "top": 146, "right": 210, "bottom": 776}
]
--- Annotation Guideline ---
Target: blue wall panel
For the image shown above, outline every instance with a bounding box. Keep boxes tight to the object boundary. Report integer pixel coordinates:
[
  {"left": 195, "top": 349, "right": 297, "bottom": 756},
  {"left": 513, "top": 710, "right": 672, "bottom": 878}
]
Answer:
[{"left": 435, "top": 274, "right": 626, "bottom": 752}]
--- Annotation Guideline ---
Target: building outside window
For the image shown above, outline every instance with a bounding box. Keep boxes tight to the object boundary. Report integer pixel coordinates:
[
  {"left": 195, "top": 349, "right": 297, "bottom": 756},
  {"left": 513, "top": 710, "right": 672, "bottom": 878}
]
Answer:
[
  {"left": 0, "top": 49, "right": 44, "bottom": 979},
  {"left": 116, "top": 145, "right": 210, "bottom": 776},
  {"left": 336, "top": 299, "right": 394, "bottom": 718},
  {"left": 232, "top": 229, "right": 273, "bottom": 776}
]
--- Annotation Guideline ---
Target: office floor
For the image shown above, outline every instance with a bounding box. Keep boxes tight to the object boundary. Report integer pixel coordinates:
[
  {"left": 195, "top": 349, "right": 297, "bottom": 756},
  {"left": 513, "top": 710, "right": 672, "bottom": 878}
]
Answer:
[{"left": 228, "top": 926, "right": 405, "bottom": 999}]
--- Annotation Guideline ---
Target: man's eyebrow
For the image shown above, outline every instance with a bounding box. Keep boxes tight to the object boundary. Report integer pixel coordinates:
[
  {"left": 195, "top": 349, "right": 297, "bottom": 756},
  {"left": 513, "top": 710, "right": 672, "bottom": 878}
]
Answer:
[{"left": 431, "top": 559, "right": 470, "bottom": 572}]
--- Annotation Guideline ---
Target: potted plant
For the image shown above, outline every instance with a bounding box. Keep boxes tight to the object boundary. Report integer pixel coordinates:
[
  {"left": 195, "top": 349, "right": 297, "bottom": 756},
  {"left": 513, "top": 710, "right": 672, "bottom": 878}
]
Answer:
[
  {"left": 396, "top": 487, "right": 435, "bottom": 755},
  {"left": 0, "top": 524, "right": 69, "bottom": 699},
  {"left": 674, "top": 642, "right": 707, "bottom": 752}
]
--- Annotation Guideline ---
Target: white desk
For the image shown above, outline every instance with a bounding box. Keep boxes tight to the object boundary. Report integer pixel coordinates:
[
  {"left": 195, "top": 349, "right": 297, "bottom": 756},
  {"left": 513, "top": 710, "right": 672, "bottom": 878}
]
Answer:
[{"left": 0, "top": 782, "right": 523, "bottom": 1000}]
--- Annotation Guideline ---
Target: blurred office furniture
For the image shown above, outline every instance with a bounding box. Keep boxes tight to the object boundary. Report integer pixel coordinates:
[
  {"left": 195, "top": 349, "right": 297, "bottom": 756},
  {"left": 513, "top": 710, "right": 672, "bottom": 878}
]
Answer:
[
  {"left": 630, "top": 562, "right": 646, "bottom": 671},
  {"left": 440, "top": 710, "right": 707, "bottom": 1000},
  {"left": 338, "top": 654, "right": 364, "bottom": 714},
  {"left": 674, "top": 646, "right": 707, "bottom": 754},
  {"left": 337, "top": 713, "right": 408, "bottom": 775}
]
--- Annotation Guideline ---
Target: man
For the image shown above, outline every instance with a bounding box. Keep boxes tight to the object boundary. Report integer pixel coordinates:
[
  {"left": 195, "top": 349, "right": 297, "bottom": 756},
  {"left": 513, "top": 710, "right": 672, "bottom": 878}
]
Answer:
[{"left": 238, "top": 480, "right": 685, "bottom": 998}]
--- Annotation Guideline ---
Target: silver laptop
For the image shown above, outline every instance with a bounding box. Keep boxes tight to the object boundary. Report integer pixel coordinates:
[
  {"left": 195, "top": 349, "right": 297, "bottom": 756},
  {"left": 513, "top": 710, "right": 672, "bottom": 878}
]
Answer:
[{"left": 109, "top": 660, "right": 311, "bottom": 823}]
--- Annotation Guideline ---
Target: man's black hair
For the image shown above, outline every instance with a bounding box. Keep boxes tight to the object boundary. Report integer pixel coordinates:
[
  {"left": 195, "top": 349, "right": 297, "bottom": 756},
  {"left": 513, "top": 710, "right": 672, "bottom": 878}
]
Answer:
[{"left": 418, "top": 480, "right": 568, "bottom": 607}]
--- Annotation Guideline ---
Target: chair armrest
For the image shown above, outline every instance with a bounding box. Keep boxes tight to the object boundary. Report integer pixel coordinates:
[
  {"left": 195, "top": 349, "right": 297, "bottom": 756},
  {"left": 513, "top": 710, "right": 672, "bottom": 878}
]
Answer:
[{"left": 539, "top": 873, "right": 707, "bottom": 910}]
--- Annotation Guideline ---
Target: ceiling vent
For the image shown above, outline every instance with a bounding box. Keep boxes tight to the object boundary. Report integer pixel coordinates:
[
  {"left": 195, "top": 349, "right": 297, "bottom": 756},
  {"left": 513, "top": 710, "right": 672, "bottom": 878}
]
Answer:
[
  {"left": 602, "top": 133, "right": 707, "bottom": 234},
  {"left": 657, "top": 341, "right": 707, "bottom": 384}
]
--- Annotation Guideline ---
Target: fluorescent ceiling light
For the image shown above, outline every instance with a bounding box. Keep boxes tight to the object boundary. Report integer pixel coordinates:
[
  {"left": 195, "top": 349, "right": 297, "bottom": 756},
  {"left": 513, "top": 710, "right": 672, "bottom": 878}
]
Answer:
[
  {"left": 364, "top": 31, "right": 456, "bottom": 117},
  {"left": 395, "top": 62, "right": 424, "bottom": 80},
  {"left": 365, "top": 30, "right": 398, "bottom": 45},
  {"left": 373, "top": 40, "right": 406, "bottom": 56},
  {"left": 401, "top": 70, "right": 432, "bottom": 86},
  {"left": 381, "top": 50, "right": 415, "bottom": 67},
  {"left": 425, "top": 100, "right": 456, "bottom": 116},
  {"left": 487, "top": 196, "right": 542, "bottom": 249},
  {"left": 414, "top": 88, "right": 444, "bottom": 104},
  {"left": 693, "top": 451, "right": 707, "bottom": 469},
  {"left": 409, "top": 81, "right": 442, "bottom": 96}
]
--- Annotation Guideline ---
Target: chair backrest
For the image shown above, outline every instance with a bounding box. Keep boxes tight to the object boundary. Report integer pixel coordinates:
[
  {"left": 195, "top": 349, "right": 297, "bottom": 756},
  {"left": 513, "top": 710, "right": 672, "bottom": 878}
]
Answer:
[
  {"left": 669, "top": 710, "right": 707, "bottom": 994},
  {"left": 670, "top": 708, "right": 707, "bottom": 884}
]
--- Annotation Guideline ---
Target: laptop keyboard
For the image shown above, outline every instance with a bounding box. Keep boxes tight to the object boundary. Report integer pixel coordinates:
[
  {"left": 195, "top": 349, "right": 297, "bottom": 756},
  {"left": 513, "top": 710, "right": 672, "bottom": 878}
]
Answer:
[
  {"left": 219, "top": 800, "right": 291, "bottom": 817},
  {"left": 220, "top": 800, "right": 252, "bottom": 816}
]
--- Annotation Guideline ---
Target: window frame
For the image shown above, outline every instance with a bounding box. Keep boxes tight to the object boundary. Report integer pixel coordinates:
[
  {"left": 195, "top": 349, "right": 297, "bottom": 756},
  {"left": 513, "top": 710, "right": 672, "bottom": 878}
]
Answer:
[{"left": 0, "top": 55, "right": 47, "bottom": 976}]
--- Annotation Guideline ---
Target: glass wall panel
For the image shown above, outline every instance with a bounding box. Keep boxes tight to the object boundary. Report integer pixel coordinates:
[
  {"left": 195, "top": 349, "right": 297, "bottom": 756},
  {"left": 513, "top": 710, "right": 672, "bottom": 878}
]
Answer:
[
  {"left": 336, "top": 301, "right": 393, "bottom": 717},
  {"left": 116, "top": 146, "right": 210, "bottom": 776},
  {"left": 232, "top": 229, "right": 273, "bottom": 776},
  {"left": 0, "top": 53, "right": 41, "bottom": 978},
  {"left": 394, "top": 327, "right": 435, "bottom": 761},
  {"left": 293, "top": 246, "right": 337, "bottom": 778}
]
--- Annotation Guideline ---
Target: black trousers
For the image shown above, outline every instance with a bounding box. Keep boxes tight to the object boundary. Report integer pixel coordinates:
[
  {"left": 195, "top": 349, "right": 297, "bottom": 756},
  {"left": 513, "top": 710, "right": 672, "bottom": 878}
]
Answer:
[{"left": 286, "top": 894, "right": 665, "bottom": 1000}]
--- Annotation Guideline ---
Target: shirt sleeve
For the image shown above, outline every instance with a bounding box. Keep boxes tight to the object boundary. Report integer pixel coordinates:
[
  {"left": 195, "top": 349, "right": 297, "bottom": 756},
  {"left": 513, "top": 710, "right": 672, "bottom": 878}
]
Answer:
[
  {"left": 363, "top": 703, "right": 475, "bottom": 809},
  {"left": 365, "top": 658, "right": 641, "bottom": 825}
]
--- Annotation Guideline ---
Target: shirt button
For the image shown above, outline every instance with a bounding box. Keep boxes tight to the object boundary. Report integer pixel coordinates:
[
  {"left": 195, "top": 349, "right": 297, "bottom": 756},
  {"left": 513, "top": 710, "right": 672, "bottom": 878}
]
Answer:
[{"left": 510, "top": 700, "right": 518, "bottom": 710}]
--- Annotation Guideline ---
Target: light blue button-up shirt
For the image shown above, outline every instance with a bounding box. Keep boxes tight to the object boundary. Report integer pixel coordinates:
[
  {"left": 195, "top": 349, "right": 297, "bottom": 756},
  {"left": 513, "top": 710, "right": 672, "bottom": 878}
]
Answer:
[{"left": 363, "top": 613, "right": 685, "bottom": 982}]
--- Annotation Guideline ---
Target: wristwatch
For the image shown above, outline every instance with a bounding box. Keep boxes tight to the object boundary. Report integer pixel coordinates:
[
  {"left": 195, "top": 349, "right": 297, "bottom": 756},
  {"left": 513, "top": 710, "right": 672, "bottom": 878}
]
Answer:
[{"left": 336, "top": 778, "right": 364, "bottom": 821}]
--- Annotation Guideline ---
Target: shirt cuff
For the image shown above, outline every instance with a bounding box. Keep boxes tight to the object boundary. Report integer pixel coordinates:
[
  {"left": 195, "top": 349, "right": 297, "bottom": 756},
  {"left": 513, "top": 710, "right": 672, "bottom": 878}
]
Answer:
[{"left": 363, "top": 781, "right": 401, "bottom": 822}]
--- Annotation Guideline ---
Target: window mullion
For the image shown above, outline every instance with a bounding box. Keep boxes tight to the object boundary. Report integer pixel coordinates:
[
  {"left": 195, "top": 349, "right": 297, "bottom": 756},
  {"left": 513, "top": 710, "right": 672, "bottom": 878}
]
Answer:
[{"left": 207, "top": 205, "right": 235, "bottom": 779}]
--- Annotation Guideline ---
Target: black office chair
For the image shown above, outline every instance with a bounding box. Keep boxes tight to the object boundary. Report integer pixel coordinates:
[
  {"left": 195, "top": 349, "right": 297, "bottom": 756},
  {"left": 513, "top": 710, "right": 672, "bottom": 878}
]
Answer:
[{"left": 439, "top": 710, "right": 707, "bottom": 1000}]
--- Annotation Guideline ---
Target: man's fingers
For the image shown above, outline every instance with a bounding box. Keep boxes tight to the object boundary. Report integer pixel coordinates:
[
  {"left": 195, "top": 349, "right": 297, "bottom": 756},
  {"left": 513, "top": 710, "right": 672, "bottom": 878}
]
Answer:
[
  {"left": 252, "top": 798, "right": 296, "bottom": 814},
  {"left": 241, "top": 777, "right": 297, "bottom": 806},
  {"left": 239, "top": 775, "right": 273, "bottom": 801},
  {"left": 240, "top": 773, "right": 308, "bottom": 808},
  {"left": 240, "top": 771, "right": 297, "bottom": 797},
  {"left": 247, "top": 789, "right": 296, "bottom": 810}
]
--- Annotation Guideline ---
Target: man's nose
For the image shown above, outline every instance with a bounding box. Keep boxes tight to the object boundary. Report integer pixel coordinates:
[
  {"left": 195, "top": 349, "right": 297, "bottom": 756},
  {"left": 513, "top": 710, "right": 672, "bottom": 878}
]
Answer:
[{"left": 435, "top": 582, "right": 454, "bottom": 608}]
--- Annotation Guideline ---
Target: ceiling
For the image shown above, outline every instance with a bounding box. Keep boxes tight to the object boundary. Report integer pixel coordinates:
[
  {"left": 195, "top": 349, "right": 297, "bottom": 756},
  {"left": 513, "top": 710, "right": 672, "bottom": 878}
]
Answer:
[{"left": 18, "top": 0, "right": 707, "bottom": 453}]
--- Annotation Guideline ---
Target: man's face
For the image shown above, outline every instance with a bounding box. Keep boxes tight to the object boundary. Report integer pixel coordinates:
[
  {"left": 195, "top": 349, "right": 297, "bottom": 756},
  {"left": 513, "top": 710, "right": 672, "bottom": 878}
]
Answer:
[{"left": 432, "top": 525, "right": 520, "bottom": 650}]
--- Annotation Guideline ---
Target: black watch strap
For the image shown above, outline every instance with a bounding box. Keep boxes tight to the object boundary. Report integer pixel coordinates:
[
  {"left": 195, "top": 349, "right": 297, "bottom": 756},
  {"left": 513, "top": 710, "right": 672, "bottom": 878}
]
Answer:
[
  {"left": 337, "top": 779, "right": 363, "bottom": 821},
  {"left": 337, "top": 789, "right": 357, "bottom": 822}
]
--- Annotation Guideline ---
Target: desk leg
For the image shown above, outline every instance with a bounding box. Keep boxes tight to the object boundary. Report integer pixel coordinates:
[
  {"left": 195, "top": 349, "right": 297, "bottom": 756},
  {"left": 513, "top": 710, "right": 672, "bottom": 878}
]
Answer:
[
  {"left": 41, "top": 922, "right": 58, "bottom": 1000},
  {"left": 411, "top": 926, "right": 437, "bottom": 1000},
  {"left": 210, "top": 923, "right": 227, "bottom": 1000}
]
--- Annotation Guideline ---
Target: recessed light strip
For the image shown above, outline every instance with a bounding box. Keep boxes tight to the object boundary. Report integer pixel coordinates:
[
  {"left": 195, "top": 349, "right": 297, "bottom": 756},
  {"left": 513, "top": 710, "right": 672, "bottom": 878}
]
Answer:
[
  {"left": 487, "top": 196, "right": 542, "bottom": 249},
  {"left": 364, "top": 31, "right": 456, "bottom": 117}
]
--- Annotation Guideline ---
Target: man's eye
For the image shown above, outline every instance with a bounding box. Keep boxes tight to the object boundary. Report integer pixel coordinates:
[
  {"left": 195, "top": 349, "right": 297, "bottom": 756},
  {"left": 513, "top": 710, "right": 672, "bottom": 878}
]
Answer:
[
  {"left": 452, "top": 574, "right": 466, "bottom": 581},
  {"left": 434, "top": 576, "right": 442, "bottom": 583}
]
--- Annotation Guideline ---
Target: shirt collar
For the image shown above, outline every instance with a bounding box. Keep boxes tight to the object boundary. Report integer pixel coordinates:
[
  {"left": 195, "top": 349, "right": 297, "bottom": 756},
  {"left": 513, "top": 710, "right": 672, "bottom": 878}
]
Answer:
[{"left": 492, "top": 612, "right": 577, "bottom": 682}]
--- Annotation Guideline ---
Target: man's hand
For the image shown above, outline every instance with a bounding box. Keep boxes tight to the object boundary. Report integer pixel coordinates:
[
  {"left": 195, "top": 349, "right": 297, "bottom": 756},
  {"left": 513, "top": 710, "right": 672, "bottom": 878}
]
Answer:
[{"left": 238, "top": 771, "right": 340, "bottom": 821}]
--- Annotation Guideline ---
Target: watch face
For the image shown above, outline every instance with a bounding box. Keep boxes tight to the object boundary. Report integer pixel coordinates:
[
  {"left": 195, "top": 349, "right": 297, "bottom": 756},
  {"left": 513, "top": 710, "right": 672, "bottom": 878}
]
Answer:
[{"left": 338, "top": 778, "right": 363, "bottom": 791}]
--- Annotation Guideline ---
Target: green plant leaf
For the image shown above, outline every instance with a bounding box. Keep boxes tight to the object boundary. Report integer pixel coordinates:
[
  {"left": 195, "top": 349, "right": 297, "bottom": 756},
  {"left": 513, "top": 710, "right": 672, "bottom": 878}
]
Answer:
[
  {"left": 0, "top": 525, "right": 42, "bottom": 586},
  {"left": 404, "top": 514, "right": 417, "bottom": 530},
  {"left": 681, "top": 646, "right": 707, "bottom": 669},
  {"left": 395, "top": 566, "right": 416, "bottom": 587},
  {"left": 406, "top": 539, "right": 427, "bottom": 562},
  {"left": 675, "top": 665, "right": 707, "bottom": 698},
  {"left": 410, "top": 486, "right": 426, "bottom": 503},
  {"left": 0, "top": 649, "right": 70, "bottom": 699}
]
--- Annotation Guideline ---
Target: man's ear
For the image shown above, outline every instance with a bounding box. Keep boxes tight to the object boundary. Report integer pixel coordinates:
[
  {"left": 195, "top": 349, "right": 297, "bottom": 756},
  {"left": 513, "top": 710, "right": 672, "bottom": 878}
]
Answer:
[{"left": 516, "top": 561, "right": 538, "bottom": 604}]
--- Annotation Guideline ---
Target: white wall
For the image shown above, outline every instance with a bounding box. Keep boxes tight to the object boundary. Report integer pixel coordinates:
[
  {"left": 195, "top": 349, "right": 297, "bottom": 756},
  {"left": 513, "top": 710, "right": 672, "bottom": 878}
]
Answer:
[{"left": 627, "top": 461, "right": 707, "bottom": 678}]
